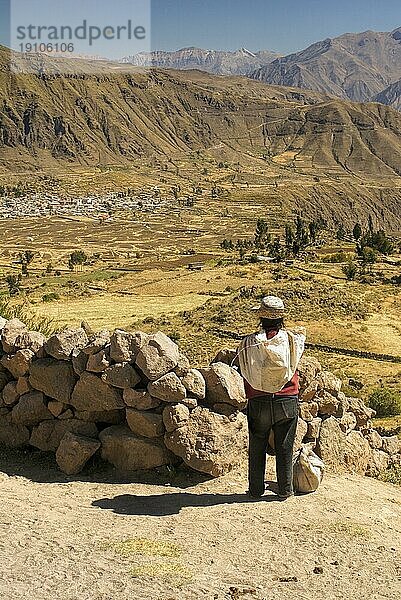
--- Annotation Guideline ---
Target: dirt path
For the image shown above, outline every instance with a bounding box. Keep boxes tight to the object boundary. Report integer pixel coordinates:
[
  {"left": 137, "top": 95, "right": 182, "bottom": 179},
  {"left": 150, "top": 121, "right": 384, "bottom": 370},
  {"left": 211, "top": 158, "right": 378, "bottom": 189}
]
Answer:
[{"left": 0, "top": 447, "right": 400, "bottom": 600}]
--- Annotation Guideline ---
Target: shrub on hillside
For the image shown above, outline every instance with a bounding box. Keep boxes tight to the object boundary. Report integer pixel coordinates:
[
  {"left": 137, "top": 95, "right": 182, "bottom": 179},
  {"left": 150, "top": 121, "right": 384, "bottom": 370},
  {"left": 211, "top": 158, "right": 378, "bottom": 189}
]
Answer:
[
  {"left": 368, "top": 387, "right": 401, "bottom": 417},
  {"left": 42, "top": 292, "right": 60, "bottom": 303},
  {"left": 342, "top": 261, "right": 358, "bottom": 280},
  {"left": 322, "top": 251, "right": 353, "bottom": 263},
  {"left": 0, "top": 298, "right": 56, "bottom": 336},
  {"left": 379, "top": 464, "right": 401, "bottom": 486}
]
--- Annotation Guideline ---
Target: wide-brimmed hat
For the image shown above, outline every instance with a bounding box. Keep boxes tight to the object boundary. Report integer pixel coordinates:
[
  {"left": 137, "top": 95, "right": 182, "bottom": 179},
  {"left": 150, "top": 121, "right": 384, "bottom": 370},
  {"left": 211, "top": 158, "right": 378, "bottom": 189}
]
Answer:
[{"left": 251, "top": 295, "right": 285, "bottom": 318}]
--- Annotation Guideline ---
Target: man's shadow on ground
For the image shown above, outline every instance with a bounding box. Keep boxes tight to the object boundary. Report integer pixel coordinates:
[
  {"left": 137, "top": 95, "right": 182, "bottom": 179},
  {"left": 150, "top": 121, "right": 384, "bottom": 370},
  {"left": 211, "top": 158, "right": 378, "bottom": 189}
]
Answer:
[{"left": 92, "top": 485, "right": 281, "bottom": 517}]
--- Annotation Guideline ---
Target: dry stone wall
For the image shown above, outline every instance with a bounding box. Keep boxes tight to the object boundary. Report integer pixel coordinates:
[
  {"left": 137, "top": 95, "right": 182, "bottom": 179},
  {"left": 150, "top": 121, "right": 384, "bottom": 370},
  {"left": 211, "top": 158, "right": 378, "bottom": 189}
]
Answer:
[{"left": 0, "top": 317, "right": 400, "bottom": 479}]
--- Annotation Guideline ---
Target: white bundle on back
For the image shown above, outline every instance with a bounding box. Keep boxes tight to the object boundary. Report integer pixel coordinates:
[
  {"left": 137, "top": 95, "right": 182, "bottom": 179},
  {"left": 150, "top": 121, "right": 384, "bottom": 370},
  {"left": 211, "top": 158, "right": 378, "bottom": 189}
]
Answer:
[{"left": 237, "top": 328, "right": 305, "bottom": 393}]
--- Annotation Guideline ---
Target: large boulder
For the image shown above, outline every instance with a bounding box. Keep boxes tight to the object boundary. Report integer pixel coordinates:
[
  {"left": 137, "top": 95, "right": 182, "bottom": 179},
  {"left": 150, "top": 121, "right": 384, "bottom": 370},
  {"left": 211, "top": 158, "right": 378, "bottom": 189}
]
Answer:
[
  {"left": 135, "top": 332, "right": 180, "bottom": 381},
  {"left": 346, "top": 397, "right": 375, "bottom": 429},
  {"left": 16, "top": 376, "right": 31, "bottom": 396},
  {"left": 1, "top": 349, "right": 34, "bottom": 378},
  {"left": 83, "top": 330, "right": 110, "bottom": 355},
  {"left": 29, "top": 419, "right": 98, "bottom": 452},
  {"left": 71, "top": 372, "right": 124, "bottom": 411},
  {"left": 148, "top": 372, "right": 186, "bottom": 403},
  {"left": 101, "top": 363, "right": 141, "bottom": 389},
  {"left": 30, "top": 358, "right": 76, "bottom": 403},
  {"left": 382, "top": 436, "right": 401, "bottom": 455},
  {"left": 181, "top": 369, "right": 206, "bottom": 400},
  {"left": 334, "top": 392, "right": 349, "bottom": 418},
  {"left": 0, "top": 419, "right": 30, "bottom": 447},
  {"left": 15, "top": 330, "right": 47, "bottom": 355},
  {"left": 315, "top": 371, "right": 342, "bottom": 396},
  {"left": 201, "top": 362, "right": 246, "bottom": 409},
  {"left": 2, "top": 381, "right": 19, "bottom": 406},
  {"left": 307, "top": 417, "right": 322, "bottom": 440},
  {"left": 0, "top": 316, "right": 7, "bottom": 331},
  {"left": 47, "top": 400, "right": 65, "bottom": 417},
  {"left": 315, "top": 391, "right": 340, "bottom": 416},
  {"left": 366, "top": 430, "right": 383, "bottom": 449},
  {"left": 366, "top": 449, "right": 390, "bottom": 477},
  {"left": 299, "top": 401, "right": 318, "bottom": 422},
  {"left": 126, "top": 409, "right": 165, "bottom": 438},
  {"left": 56, "top": 432, "right": 100, "bottom": 475},
  {"left": 316, "top": 416, "right": 370, "bottom": 474},
  {"left": 86, "top": 350, "right": 110, "bottom": 373},
  {"left": 71, "top": 349, "right": 88, "bottom": 375},
  {"left": 298, "top": 356, "right": 322, "bottom": 391},
  {"left": 339, "top": 411, "right": 357, "bottom": 434},
  {"left": 174, "top": 353, "right": 191, "bottom": 377},
  {"left": 99, "top": 425, "right": 174, "bottom": 470},
  {"left": 300, "top": 380, "right": 319, "bottom": 402},
  {"left": 164, "top": 407, "right": 248, "bottom": 477},
  {"left": 211, "top": 348, "right": 237, "bottom": 366},
  {"left": 345, "top": 431, "right": 372, "bottom": 474},
  {"left": 109, "top": 330, "right": 148, "bottom": 363},
  {"left": 1, "top": 319, "right": 27, "bottom": 353},
  {"left": 11, "top": 391, "right": 53, "bottom": 426},
  {"left": 123, "top": 388, "right": 161, "bottom": 410},
  {"left": 162, "top": 404, "right": 190, "bottom": 433},
  {"left": 45, "top": 328, "right": 88, "bottom": 360},
  {"left": 316, "top": 417, "right": 347, "bottom": 472}
]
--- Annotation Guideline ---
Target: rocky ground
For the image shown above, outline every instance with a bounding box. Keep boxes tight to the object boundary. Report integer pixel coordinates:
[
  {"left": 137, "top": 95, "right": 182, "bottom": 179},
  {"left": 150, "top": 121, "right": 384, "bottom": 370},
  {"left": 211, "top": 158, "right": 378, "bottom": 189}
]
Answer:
[{"left": 0, "top": 447, "right": 400, "bottom": 600}]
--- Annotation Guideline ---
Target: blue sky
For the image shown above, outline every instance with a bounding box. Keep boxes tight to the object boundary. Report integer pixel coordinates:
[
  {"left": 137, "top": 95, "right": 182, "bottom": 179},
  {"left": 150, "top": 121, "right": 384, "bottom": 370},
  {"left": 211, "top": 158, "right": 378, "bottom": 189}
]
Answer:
[
  {"left": 151, "top": 0, "right": 401, "bottom": 53},
  {"left": 1, "top": 0, "right": 401, "bottom": 56}
]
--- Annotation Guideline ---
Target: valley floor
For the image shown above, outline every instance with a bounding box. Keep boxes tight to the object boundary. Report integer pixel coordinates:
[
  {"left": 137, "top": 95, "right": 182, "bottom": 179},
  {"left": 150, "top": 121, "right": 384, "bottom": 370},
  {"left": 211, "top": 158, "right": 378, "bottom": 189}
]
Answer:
[{"left": 0, "top": 448, "right": 400, "bottom": 600}]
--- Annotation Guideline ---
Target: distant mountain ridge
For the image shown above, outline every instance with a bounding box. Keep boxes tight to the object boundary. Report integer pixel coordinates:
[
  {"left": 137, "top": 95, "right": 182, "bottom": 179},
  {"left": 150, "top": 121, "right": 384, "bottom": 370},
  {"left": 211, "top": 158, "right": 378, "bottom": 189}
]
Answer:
[
  {"left": 251, "top": 28, "right": 401, "bottom": 104},
  {"left": 120, "top": 46, "right": 280, "bottom": 75},
  {"left": 122, "top": 29, "right": 401, "bottom": 109}
]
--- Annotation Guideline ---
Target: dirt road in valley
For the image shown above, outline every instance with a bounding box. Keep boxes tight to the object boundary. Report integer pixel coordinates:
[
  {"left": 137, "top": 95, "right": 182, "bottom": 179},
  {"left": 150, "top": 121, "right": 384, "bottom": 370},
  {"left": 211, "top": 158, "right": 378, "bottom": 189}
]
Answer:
[{"left": 0, "top": 447, "right": 400, "bottom": 600}]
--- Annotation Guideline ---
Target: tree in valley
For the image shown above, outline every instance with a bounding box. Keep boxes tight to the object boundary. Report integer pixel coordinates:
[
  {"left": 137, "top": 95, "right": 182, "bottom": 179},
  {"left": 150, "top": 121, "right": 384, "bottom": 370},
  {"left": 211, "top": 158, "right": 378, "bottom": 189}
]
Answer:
[
  {"left": 254, "top": 218, "right": 271, "bottom": 250},
  {"left": 360, "top": 246, "right": 378, "bottom": 272},
  {"left": 353, "top": 223, "right": 362, "bottom": 241},
  {"left": 285, "top": 223, "right": 294, "bottom": 251},
  {"left": 19, "top": 249, "right": 35, "bottom": 276},
  {"left": 269, "top": 237, "right": 285, "bottom": 262},
  {"left": 357, "top": 228, "right": 393, "bottom": 256},
  {"left": 68, "top": 250, "right": 88, "bottom": 271},
  {"left": 295, "top": 216, "right": 309, "bottom": 250}
]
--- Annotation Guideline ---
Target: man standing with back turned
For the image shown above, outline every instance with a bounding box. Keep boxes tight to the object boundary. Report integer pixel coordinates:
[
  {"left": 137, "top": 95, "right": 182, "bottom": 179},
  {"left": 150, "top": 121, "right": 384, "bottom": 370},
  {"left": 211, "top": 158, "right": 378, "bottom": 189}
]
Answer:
[{"left": 235, "top": 296, "right": 306, "bottom": 500}]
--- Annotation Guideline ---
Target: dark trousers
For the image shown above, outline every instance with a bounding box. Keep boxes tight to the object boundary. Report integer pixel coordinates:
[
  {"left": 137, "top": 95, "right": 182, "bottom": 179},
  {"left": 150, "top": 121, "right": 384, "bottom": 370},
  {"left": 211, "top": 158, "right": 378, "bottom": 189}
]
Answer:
[{"left": 247, "top": 395, "right": 298, "bottom": 496}]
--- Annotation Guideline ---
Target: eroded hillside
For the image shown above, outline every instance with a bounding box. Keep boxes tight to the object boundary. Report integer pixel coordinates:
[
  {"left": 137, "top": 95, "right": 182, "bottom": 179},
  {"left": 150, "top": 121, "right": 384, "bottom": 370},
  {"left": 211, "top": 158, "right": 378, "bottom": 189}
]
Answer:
[{"left": 1, "top": 46, "right": 401, "bottom": 176}]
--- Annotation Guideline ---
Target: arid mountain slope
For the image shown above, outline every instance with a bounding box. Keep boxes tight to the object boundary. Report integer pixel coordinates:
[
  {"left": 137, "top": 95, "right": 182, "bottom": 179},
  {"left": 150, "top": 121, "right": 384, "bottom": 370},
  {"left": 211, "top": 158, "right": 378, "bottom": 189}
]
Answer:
[
  {"left": 3, "top": 46, "right": 401, "bottom": 228},
  {"left": 375, "top": 79, "right": 401, "bottom": 111},
  {"left": 2, "top": 46, "right": 401, "bottom": 179},
  {"left": 120, "top": 47, "right": 280, "bottom": 75},
  {"left": 252, "top": 28, "right": 401, "bottom": 103}
]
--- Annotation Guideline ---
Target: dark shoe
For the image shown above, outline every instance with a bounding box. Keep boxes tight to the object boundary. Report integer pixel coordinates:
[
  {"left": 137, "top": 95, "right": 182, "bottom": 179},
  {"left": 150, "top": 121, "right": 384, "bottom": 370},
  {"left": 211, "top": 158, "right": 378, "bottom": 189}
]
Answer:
[
  {"left": 277, "top": 492, "right": 294, "bottom": 501},
  {"left": 246, "top": 490, "right": 264, "bottom": 500}
]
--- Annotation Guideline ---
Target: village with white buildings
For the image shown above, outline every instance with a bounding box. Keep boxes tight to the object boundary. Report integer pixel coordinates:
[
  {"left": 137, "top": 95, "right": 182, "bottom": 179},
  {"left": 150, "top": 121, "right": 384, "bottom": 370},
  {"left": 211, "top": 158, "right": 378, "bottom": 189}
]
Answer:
[{"left": 0, "top": 189, "right": 168, "bottom": 219}]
